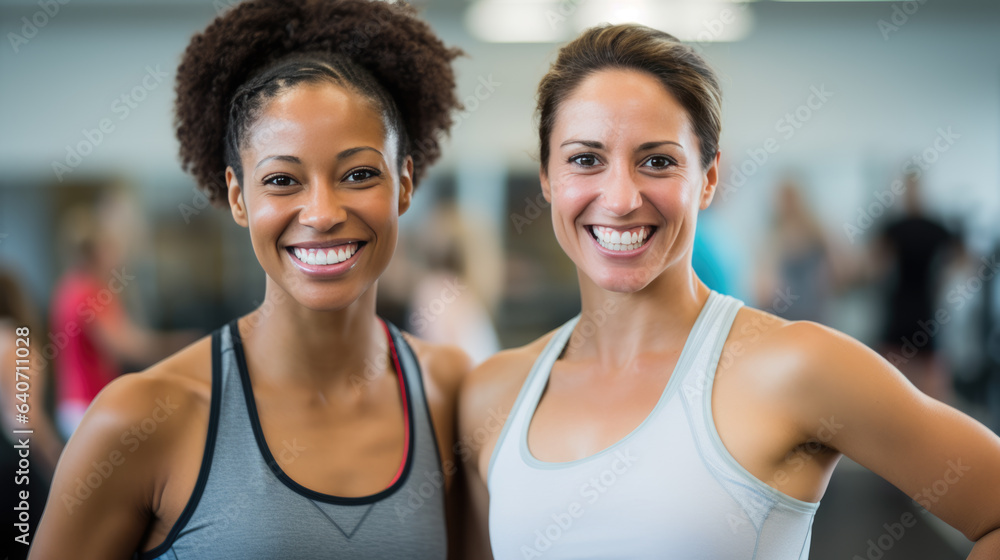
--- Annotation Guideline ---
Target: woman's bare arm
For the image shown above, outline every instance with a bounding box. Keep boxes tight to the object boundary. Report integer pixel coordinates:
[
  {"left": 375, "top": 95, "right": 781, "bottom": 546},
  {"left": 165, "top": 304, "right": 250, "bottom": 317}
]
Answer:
[
  {"left": 29, "top": 366, "right": 202, "bottom": 560},
  {"left": 785, "top": 322, "right": 1000, "bottom": 553}
]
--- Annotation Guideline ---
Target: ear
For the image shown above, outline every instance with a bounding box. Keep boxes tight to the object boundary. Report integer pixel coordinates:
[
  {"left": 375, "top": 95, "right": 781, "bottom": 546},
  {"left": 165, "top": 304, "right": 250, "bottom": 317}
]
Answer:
[
  {"left": 699, "top": 150, "right": 721, "bottom": 211},
  {"left": 226, "top": 166, "right": 249, "bottom": 228},
  {"left": 539, "top": 165, "right": 552, "bottom": 203},
  {"left": 397, "top": 156, "right": 414, "bottom": 216}
]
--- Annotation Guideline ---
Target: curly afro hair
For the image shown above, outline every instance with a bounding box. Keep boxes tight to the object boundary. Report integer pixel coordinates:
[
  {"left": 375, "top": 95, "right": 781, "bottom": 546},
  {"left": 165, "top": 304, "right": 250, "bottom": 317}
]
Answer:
[{"left": 175, "top": 0, "right": 462, "bottom": 207}]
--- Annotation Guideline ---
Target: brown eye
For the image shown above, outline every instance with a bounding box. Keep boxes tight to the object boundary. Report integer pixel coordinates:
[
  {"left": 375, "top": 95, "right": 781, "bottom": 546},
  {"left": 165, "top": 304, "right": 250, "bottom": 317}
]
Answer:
[
  {"left": 345, "top": 168, "right": 381, "bottom": 183},
  {"left": 643, "top": 156, "right": 674, "bottom": 169},
  {"left": 570, "top": 154, "right": 599, "bottom": 167},
  {"left": 264, "top": 175, "right": 298, "bottom": 187}
]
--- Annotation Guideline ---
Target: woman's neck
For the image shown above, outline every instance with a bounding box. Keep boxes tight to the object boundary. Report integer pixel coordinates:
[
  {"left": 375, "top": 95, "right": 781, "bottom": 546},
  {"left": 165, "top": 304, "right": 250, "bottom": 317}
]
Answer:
[
  {"left": 572, "top": 265, "right": 711, "bottom": 371},
  {"left": 239, "top": 278, "right": 387, "bottom": 393}
]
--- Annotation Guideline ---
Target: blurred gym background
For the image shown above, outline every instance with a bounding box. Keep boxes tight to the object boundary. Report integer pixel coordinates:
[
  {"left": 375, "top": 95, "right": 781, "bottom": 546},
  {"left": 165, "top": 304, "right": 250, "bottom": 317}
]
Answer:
[{"left": 2, "top": 0, "right": 999, "bottom": 558}]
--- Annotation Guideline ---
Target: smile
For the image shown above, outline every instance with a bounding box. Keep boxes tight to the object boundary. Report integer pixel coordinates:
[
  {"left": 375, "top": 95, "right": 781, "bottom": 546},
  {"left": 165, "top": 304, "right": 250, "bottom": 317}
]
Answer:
[
  {"left": 589, "top": 225, "right": 654, "bottom": 252},
  {"left": 288, "top": 242, "right": 362, "bottom": 266}
]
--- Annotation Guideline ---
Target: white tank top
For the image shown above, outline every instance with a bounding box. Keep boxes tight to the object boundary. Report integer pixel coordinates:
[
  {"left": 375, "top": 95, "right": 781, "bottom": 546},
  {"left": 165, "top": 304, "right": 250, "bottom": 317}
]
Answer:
[{"left": 487, "top": 291, "right": 819, "bottom": 560}]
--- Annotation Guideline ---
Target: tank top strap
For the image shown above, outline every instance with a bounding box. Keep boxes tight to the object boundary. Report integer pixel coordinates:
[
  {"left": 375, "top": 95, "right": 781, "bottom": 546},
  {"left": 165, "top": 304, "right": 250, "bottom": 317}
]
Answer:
[
  {"left": 487, "top": 314, "right": 579, "bottom": 489},
  {"left": 382, "top": 319, "right": 441, "bottom": 474},
  {"left": 679, "top": 294, "right": 820, "bottom": 530},
  {"left": 678, "top": 292, "right": 744, "bottom": 404},
  {"left": 141, "top": 319, "right": 448, "bottom": 560}
]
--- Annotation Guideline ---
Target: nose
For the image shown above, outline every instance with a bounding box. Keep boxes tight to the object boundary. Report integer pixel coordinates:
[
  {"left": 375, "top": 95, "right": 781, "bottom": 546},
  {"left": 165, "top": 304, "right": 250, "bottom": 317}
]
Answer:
[
  {"left": 297, "top": 182, "right": 348, "bottom": 232},
  {"left": 601, "top": 166, "right": 643, "bottom": 217}
]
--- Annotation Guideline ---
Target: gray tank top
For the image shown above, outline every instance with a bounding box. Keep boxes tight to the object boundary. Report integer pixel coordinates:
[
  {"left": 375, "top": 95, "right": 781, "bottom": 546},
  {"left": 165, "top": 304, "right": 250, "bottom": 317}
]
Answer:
[{"left": 138, "top": 320, "right": 447, "bottom": 560}]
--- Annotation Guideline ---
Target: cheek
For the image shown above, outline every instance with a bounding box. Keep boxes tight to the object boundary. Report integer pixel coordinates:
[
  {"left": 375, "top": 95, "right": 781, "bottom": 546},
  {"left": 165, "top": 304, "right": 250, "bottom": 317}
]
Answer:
[
  {"left": 550, "top": 176, "right": 598, "bottom": 225},
  {"left": 358, "top": 189, "right": 400, "bottom": 239},
  {"left": 245, "top": 197, "right": 288, "bottom": 245},
  {"left": 649, "top": 181, "right": 697, "bottom": 219}
]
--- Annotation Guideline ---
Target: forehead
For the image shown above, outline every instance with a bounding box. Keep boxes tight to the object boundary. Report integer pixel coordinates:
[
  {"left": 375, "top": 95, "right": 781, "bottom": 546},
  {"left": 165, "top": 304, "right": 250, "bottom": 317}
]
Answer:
[
  {"left": 552, "top": 69, "right": 694, "bottom": 145},
  {"left": 245, "top": 82, "right": 390, "bottom": 156}
]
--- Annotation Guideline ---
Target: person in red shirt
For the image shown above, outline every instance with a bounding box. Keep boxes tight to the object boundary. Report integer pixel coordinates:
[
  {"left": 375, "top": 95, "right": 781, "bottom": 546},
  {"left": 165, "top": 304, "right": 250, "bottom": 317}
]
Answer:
[{"left": 50, "top": 197, "right": 195, "bottom": 438}]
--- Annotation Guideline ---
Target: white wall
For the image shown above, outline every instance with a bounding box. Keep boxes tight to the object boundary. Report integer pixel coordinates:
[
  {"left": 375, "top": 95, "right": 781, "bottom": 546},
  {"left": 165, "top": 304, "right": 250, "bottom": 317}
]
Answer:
[{"left": 2, "top": 0, "right": 998, "bottom": 261}]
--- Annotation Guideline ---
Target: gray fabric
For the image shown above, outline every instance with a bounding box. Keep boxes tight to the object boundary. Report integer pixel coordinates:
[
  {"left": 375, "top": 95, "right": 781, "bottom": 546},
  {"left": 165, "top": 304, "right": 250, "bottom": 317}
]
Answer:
[{"left": 141, "top": 321, "right": 447, "bottom": 560}]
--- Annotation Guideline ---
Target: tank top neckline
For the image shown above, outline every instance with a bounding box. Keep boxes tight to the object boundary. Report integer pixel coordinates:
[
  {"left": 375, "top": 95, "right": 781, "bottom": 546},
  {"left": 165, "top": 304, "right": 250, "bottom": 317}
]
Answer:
[
  {"left": 518, "top": 290, "right": 723, "bottom": 470},
  {"left": 227, "top": 317, "right": 415, "bottom": 505}
]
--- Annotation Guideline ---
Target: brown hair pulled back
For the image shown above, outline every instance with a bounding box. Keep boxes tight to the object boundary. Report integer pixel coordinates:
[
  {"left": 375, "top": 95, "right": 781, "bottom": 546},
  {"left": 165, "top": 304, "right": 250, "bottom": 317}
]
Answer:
[{"left": 537, "top": 24, "right": 722, "bottom": 172}]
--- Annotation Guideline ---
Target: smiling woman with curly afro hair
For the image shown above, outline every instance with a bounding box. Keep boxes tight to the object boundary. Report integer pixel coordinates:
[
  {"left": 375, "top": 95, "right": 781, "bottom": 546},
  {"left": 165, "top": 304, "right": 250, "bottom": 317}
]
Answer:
[{"left": 31, "top": 2, "right": 472, "bottom": 559}]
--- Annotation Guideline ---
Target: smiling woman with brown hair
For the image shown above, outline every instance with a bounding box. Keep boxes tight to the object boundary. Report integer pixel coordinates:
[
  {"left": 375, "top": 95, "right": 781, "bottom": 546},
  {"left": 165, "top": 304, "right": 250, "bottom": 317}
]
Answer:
[
  {"left": 30, "top": 1, "right": 468, "bottom": 559},
  {"left": 460, "top": 23, "right": 1000, "bottom": 559}
]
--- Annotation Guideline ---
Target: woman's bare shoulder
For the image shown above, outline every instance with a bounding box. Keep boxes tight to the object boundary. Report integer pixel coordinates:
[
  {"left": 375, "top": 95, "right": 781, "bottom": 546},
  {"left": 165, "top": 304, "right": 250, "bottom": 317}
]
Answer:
[
  {"left": 404, "top": 334, "right": 473, "bottom": 404},
  {"left": 463, "top": 330, "right": 556, "bottom": 403}
]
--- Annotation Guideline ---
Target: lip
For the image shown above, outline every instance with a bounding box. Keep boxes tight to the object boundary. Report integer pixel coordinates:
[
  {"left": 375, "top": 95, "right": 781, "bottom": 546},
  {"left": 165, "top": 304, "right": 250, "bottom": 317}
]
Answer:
[
  {"left": 285, "top": 242, "right": 366, "bottom": 277},
  {"left": 586, "top": 225, "right": 656, "bottom": 258},
  {"left": 285, "top": 239, "right": 365, "bottom": 249}
]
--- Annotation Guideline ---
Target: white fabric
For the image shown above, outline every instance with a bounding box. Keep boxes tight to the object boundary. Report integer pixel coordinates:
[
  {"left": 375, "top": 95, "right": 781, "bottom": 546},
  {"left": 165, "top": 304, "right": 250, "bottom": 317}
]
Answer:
[{"left": 488, "top": 291, "right": 819, "bottom": 560}]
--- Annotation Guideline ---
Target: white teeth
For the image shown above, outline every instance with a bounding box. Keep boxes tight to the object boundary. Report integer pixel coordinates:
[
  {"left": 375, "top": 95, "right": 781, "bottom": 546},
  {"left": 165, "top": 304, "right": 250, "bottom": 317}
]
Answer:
[
  {"left": 590, "top": 225, "right": 653, "bottom": 252},
  {"left": 291, "top": 243, "right": 359, "bottom": 266}
]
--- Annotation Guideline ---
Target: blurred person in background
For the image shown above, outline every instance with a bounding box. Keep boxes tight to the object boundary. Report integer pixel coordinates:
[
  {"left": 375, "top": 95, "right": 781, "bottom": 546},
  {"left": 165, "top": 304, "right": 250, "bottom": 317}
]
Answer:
[
  {"left": 31, "top": 1, "right": 469, "bottom": 558},
  {"left": 754, "top": 176, "right": 846, "bottom": 322},
  {"left": 1, "top": 269, "right": 63, "bottom": 556},
  {"left": 873, "top": 170, "right": 962, "bottom": 403},
  {"left": 50, "top": 192, "right": 197, "bottom": 439},
  {"left": 460, "top": 24, "right": 1000, "bottom": 559},
  {"left": 408, "top": 202, "right": 502, "bottom": 365}
]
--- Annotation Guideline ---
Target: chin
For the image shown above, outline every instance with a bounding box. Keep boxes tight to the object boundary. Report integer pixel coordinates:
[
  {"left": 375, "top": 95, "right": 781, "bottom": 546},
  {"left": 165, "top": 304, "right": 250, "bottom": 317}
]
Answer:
[
  {"left": 280, "top": 281, "right": 370, "bottom": 312},
  {"left": 586, "top": 267, "right": 656, "bottom": 294}
]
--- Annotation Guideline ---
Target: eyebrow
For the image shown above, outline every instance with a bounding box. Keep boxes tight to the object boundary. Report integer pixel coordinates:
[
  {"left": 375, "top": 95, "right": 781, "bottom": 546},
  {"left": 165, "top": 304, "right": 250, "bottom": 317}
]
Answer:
[
  {"left": 254, "top": 146, "right": 383, "bottom": 170},
  {"left": 559, "top": 139, "right": 682, "bottom": 151}
]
